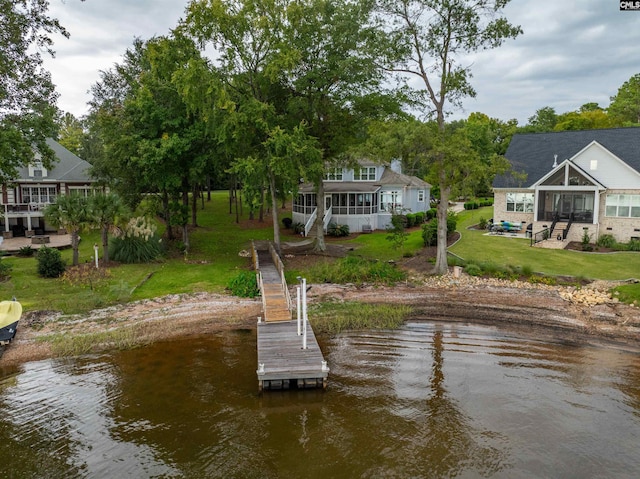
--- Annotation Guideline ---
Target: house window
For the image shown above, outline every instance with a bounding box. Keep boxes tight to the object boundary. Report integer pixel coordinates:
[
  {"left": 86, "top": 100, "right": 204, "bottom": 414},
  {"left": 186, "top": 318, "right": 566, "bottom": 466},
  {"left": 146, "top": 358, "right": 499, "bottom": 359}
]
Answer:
[
  {"left": 68, "top": 187, "right": 94, "bottom": 197},
  {"left": 506, "top": 192, "right": 534, "bottom": 212},
  {"left": 380, "top": 191, "right": 402, "bottom": 212},
  {"left": 21, "top": 186, "right": 57, "bottom": 204},
  {"left": 324, "top": 168, "right": 343, "bottom": 181},
  {"left": 606, "top": 194, "right": 640, "bottom": 218},
  {"left": 418, "top": 190, "right": 425, "bottom": 202},
  {"left": 355, "top": 167, "right": 376, "bottom": 181}
]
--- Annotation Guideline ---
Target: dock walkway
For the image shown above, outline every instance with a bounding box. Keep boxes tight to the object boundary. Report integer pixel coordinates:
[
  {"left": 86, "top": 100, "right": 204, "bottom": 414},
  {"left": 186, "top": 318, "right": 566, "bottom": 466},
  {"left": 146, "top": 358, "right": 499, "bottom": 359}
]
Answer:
[{"left": 252, "top": 241, "right": 328, "bottom": 391}]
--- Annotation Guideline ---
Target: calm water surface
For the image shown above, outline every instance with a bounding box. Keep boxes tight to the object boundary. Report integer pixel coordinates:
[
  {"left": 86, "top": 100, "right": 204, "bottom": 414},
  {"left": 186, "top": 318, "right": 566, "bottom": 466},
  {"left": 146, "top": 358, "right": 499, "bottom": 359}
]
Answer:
[{"left": 1, "top": 322, "right": 639, "bottom": 478}]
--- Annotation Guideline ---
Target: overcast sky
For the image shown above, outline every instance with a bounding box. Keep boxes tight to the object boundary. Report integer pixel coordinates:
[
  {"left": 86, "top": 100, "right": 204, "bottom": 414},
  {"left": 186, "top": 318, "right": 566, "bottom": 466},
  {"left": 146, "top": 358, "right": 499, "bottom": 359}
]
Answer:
[{"left": 44, "top": 0, "right": 640, "bottom": 125}]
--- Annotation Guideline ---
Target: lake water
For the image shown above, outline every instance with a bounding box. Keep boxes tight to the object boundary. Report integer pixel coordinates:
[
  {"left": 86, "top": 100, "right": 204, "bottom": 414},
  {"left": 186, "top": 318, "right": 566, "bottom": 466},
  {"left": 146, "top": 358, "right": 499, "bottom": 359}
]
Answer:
[{"left": 1, "top": 322, "right": 639, "bottom": 478}]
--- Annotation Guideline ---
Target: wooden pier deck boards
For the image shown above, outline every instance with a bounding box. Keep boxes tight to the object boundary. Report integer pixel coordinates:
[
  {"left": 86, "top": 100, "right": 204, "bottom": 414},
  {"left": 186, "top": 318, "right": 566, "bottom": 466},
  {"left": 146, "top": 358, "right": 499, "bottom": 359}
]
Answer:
[
  {"left": 252, "top": 240, "right": 328, "bottom": 391},
  {"left": 257, "top": 320, "right": 328, "bottom": 390}
]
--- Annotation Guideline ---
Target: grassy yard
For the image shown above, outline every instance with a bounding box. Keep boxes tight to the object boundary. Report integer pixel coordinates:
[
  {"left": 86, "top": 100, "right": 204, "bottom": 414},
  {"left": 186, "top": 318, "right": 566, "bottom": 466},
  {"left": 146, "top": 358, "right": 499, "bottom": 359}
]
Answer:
[
  {"left": 448, "top": 207, "right": 640, "bottom": 281},
  {"left": 0, "top": 191, "right": 300, "bottom": 314},
  {"left": 1, "top": 196, "right": 638, "bottom": 315}
]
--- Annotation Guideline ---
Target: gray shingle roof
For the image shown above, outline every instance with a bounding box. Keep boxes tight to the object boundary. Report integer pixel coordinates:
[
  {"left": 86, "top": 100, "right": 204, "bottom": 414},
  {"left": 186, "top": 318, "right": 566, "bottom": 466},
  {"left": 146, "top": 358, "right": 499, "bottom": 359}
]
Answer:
[
  {"left": 17, "top": 138, "right": 92, "bottom": 182},
  {"left": 379, "top": 168, "right": 431, "bottom": 188},
  {"left": 494, "top": 127, "right": 640, "bottom": 188}
]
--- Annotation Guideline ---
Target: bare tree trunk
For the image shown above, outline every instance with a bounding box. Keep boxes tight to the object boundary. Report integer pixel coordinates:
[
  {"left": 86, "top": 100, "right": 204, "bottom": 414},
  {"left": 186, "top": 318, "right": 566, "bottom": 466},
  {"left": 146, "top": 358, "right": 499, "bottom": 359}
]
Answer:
[
  {"left": 163, "top": 190, "right": 174, "bottom": 240},
  {"left": 101, "top": 226, "right": 109, "bottom": 264},
  {"left": 312, "top": 180, "right": 326, "bottom": 252},
  {"left": 182, "top": 183, "right": 190, "bottom": 254},
  {"left": 269, "top": 174, "right": 281, "bottom": 253},
  {"left": 191, "top": 184, "right": 198, "bottom": 227},
  {"left": 235, "top": 186, "right": 240, "bottom": 223},
  {"left": 259, "top": 187, "right": 265, "bottom": 222},
  {"left": 434, "top": 172, "right": 450, "bottom": 275}
]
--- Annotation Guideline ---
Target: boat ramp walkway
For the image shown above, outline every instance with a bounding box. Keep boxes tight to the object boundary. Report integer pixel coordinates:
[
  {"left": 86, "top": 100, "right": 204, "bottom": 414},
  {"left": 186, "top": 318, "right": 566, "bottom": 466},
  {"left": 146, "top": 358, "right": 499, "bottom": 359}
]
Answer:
[{"left": 251, "top": 241, "right": 329, "bottom": 391}]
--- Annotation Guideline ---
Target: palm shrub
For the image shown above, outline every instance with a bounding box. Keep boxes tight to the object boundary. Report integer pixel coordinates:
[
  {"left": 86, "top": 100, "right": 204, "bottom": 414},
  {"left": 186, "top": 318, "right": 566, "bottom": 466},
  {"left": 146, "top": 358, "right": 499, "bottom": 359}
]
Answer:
[
  {"left": 36, "top": 246, "right": 66, "bottom": 278},
  {"left": 109, "top": 216, "right": 162, "bottom": 263}
]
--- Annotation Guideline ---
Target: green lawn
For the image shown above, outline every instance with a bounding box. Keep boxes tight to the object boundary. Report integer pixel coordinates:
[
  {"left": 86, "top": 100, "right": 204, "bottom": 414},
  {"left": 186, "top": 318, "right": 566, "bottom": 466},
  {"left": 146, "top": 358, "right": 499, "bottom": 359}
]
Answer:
[
  {"left": 448, "top": 207, "right": 640, "bottom": 281},
  {"left": 0, "top": 192, "right": 299, "bottom": 314},
  {"left": 1, "top": 197, "right": 638, "bottom": 315}
]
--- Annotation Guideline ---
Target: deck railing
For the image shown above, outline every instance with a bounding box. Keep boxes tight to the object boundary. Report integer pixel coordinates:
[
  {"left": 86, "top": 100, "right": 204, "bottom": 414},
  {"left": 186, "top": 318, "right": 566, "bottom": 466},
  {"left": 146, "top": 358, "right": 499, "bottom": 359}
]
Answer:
[
  {"left": 530, "top": 228, "right": 550, "bottom": 246},
  {"left": 304, "top": 209, "right": 317, "bottom": 237},
  {"left": 268, "top": 241, "right": 292, "bottom": 312}
]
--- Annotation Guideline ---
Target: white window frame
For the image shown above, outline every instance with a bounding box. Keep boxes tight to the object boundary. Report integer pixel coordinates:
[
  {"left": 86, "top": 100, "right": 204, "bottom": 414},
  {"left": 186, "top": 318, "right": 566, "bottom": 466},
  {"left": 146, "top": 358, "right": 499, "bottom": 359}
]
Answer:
[
  {"left": 606, "top": 194, "right": 640, "bottom": 218},
  {"left": 506, "top": 192, "right": 534, "bottom": 213},
  {"left": 354, "top": 167, "right": 376, "bottom": 181},
  {"left": 324, "top": 168, "right": 343, "bottom": 181},
  {"left": 380, "top": 190, "right": 402, "bottom": 213}
]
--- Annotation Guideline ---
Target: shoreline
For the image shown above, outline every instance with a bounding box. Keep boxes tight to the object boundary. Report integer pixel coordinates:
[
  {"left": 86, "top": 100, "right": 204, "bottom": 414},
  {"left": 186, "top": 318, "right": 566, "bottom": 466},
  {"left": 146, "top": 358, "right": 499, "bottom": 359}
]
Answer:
[{"left": 2, "top": 276, "right": 639, "bottom": 368}]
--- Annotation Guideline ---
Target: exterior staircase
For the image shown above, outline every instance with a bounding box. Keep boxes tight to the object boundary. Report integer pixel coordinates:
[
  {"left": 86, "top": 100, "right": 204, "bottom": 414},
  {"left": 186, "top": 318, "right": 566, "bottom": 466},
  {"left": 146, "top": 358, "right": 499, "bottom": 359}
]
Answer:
[{"left": 252, "top": 241, "right": 293, "bottom": 322}]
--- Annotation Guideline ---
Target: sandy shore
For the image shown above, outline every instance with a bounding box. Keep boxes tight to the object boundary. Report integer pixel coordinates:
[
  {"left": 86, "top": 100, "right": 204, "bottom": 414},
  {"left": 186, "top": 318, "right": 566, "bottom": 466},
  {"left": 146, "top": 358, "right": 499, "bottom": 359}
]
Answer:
[{"left": 2, "top": 275, "right": 639, "bottom": 367}]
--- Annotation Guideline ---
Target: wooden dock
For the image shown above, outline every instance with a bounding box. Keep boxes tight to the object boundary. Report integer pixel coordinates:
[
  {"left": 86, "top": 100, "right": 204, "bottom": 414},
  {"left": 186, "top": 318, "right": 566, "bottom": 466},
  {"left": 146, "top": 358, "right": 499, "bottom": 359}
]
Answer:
[{"left": 252, "top": 241, "right": 329, "bottom": 391}]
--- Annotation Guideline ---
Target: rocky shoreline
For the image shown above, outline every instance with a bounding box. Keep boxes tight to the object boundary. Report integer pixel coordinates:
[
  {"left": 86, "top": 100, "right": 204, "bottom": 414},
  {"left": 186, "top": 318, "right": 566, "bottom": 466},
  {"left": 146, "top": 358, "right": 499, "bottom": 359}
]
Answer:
[{"left": 1, "top": 274, "right": 639, "bottom": 368}]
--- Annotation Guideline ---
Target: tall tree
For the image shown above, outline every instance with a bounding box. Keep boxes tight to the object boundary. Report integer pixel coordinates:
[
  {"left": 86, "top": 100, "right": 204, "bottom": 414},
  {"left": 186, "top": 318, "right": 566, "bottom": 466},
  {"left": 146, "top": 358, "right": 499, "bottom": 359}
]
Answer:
[
  {"left": 56, "top": 111, "right": 84, "bottom": 155},
  {"left": 373, "top": 0, "right": 521, "bottom": 274},
  {"left": 281, "top": 0, "right": 395, "bottom": 252},
  {"left": 0, "top": 0, "right": 69, "bottom": 182},
  {"left": 184, "top": 0, "right": 313, "bottom": 253},
  {"left": 608, "top": 73, "right": 640, "bottom": 125},
  {"left": 521, "top": 106, "right": 559, "bottom": 132},
  {"left": 89, "top": 34, "right": 214, "bottom": 250},
  {"left": 44, "top": 194, "right": 91, "bottom": 266}
]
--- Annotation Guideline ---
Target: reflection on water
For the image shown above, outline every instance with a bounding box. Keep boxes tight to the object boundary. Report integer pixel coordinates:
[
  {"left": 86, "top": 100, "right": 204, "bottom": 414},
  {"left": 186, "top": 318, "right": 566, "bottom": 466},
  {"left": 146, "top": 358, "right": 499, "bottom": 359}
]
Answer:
[{"left": 1, "top": 324, "right": 639, "bottom": 478}]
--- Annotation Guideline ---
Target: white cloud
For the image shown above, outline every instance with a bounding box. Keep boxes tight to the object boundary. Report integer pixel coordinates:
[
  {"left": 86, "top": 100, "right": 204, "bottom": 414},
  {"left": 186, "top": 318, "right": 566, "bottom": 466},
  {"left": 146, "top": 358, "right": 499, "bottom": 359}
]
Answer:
[{"left": 43, "top": 0, "right": 640, "bottom": 125}]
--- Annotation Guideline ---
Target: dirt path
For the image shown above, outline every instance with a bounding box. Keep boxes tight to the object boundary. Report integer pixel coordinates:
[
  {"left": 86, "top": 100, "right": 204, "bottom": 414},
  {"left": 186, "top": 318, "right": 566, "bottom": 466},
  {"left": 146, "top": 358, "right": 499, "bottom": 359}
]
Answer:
[{"left": 2, "top": 273, "right": 639, "bottom": 368}]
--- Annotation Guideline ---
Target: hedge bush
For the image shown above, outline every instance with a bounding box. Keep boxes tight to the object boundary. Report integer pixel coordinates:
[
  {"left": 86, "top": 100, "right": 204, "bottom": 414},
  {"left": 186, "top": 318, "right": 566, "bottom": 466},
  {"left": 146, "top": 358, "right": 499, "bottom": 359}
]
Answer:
[
  {"left": 36, "top": 246, "right": 66, "bottom": 278},
  {"left": 327, "top": 223, "right": 350, "bottom": 237}
]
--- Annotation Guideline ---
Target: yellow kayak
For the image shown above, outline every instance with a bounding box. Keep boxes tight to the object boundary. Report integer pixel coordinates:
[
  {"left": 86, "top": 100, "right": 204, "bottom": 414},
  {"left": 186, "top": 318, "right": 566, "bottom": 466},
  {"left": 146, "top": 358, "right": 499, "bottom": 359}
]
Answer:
[{"left": 0, "top": 300, "right": 22, "bottom": 343}]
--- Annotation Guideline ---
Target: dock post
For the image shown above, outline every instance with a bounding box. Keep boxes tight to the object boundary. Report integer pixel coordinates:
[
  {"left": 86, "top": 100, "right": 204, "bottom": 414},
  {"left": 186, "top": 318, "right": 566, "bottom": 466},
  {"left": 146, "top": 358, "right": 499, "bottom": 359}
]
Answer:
[
  {"left": 302, "top": 278, "right": 308, "bottom": 349},
  {"left": 296, "top": 285, "right": 301, "bottom": 335}
]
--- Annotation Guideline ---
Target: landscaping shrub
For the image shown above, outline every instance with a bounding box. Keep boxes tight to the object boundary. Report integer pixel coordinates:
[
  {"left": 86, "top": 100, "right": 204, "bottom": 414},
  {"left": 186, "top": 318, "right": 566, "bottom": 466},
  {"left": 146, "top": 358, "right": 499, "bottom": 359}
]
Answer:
[
  {"left": 17, "top": 246, "right": 35, "bottom": 257},
  {"left": 597, "top": 234, "right": 617, "bottom": 249},
  {"left": 109, "top": 216, "right": 162, "bottom": 264},
  {"left": 582, "top": 230, "right": 593, "bottom": 251},
  {"left": 405, "top": 213, "right": 416, "bottom": 227},
  {"left": 36, "top": 246, "right": 66, "bottom": 278},
  {"left": 464, "top": 201, "right": 479, "bottom": 210},
  {"left": 465, "top": 263, "right": 482, "bottom": 276},
  {"left": 292, "top": 222, "right": 305, "bottom": 235},
  {"left": 421, "top": 212, "right": 458, "bottom": 247},
  {"left": 627, "top": 239, "right": 640, "bottom": 251},
  {"left": 426, "top": 208, "right": 437, "bottom": 220},
  {"left": 227, "top": 270, "right": 260, "bottom": 298},
  {"left": 478, "top": 217, "right": 488, "bottom": 230},
  {"left": 386, "top": 214, "right": 408, "bottom": 251},
  {"left": 327, "top": 223, "right": 350, "bottom": 237},
  {"left": 414, "top": 212, "right": 425, "bottom": 224}
]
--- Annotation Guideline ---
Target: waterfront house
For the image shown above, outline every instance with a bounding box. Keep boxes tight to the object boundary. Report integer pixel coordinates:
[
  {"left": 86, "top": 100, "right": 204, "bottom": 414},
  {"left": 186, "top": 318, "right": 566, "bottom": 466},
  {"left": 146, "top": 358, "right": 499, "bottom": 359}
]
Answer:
[
  {"left": 292, "top": 160, "right": 431, "bottom": 234},
  {"left": 493, "top": 128, "right": 640, "bottom": 243},
  {"left": 1, "top": 138, "right": 95, "bottom": 237}
]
